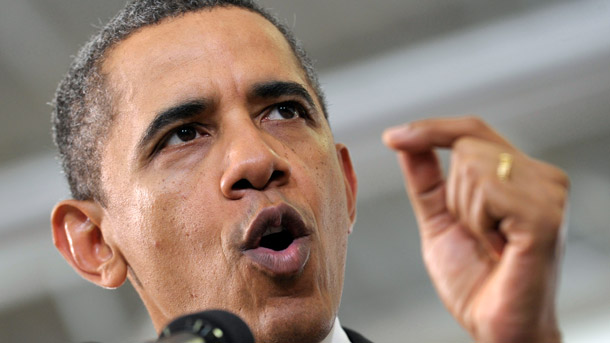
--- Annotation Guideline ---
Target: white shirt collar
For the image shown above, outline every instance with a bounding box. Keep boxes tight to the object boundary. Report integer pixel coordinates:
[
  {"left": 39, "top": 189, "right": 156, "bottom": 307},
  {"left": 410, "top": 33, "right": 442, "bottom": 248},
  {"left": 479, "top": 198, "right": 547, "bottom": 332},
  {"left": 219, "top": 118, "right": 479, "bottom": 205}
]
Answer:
[{"left": 320, "top": 317, "right": 351, "bottom": 343}]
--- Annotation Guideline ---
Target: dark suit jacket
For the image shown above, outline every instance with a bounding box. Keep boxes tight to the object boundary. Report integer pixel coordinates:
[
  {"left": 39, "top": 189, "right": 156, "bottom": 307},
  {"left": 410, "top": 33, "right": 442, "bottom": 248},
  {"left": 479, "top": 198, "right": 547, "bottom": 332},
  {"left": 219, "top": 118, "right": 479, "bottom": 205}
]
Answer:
[{"left": 344, "top": 327, "right": 373, "bottom": 343}]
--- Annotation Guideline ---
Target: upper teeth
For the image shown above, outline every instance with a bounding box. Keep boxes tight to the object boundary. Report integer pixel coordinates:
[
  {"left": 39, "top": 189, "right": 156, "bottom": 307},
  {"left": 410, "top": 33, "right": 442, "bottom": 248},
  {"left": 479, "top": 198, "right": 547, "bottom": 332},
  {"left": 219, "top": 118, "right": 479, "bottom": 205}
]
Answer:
[{"left": 262, "top": 226, "right": 283, "bottom": 237}]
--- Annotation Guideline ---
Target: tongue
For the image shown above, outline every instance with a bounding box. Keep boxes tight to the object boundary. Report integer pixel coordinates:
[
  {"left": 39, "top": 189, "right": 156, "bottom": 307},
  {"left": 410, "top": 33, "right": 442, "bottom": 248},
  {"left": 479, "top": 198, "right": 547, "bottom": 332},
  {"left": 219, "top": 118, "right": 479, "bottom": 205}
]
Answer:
[{"left": 260, "top": 231, "right": 294, "bottom": 251}]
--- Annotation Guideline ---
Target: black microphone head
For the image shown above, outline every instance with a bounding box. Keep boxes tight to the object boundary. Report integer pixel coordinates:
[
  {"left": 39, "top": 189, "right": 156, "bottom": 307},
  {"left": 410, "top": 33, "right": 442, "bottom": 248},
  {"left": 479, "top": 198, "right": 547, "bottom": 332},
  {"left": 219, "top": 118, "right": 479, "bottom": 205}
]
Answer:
[{"left": 159, "top": 310, "right": 254, "bottom": 343}]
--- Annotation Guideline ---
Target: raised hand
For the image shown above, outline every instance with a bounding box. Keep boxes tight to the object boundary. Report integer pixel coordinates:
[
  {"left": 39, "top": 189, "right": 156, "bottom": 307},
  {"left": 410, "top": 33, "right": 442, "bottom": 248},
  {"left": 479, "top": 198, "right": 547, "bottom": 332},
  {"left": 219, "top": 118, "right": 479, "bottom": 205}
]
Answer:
[{"left": 383, "top": 117, "right": 568, "bottom": 343}]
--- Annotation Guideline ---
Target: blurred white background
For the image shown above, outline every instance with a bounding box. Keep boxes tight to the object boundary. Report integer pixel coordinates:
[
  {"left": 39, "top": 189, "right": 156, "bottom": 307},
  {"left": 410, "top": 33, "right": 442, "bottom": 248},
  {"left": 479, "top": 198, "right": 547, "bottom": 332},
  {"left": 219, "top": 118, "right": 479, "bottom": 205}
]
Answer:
[{"left": 0, "top": 0, "right": 609, "bottom": 342}]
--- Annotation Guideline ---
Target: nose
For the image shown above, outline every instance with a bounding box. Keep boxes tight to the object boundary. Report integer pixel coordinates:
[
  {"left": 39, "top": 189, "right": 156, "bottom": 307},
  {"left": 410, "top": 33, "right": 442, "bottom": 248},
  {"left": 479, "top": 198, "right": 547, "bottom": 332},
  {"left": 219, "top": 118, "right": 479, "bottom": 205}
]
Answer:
[{"left": 220, "top": 120, "right": 291, "bottom": 200}]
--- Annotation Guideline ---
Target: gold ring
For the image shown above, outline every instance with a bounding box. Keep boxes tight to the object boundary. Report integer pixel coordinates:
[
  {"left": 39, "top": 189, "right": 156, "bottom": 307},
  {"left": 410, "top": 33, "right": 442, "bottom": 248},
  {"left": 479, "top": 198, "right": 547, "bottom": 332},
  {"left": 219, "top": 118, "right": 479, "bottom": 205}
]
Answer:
[{"left": 497, "top": 153, "right": 513, "bottom": 182}]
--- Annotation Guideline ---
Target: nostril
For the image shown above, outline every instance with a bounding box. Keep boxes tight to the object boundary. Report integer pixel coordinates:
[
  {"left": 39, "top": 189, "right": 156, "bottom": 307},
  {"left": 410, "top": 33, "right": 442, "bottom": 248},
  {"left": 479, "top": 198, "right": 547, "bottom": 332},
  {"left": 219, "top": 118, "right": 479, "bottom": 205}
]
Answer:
[
  {"left": 230, "top": 170, "right": 287, "bottom": 192},
  {"left": 232, "top": 179, "right": 253, "bottom": 191},
  {"left": 269, "top": 170, "right": 285, "bottom": 183}
]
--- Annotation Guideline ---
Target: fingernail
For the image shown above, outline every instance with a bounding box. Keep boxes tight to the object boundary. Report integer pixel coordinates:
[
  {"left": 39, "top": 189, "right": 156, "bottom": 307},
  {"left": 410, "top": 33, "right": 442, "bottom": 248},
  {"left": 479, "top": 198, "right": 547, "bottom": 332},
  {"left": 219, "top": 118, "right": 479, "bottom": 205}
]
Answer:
[{"left": 383, "top": 124, "right": 412, "bottom": 142}]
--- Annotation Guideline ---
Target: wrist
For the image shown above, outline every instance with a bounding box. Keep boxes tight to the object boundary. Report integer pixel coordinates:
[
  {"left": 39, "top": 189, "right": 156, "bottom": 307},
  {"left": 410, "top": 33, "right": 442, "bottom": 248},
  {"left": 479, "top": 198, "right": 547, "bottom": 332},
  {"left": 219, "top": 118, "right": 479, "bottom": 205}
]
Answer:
[{"left": 470, "top": 325, "right": 562, "bottom": 343}]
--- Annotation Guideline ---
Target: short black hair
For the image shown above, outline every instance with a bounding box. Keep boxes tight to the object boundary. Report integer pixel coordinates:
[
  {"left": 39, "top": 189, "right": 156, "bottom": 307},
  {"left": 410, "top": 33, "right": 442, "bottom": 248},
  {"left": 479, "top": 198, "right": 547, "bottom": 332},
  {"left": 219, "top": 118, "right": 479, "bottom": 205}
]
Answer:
[{"left": 52, "top": 0, "right": 326, "bottom": 205}]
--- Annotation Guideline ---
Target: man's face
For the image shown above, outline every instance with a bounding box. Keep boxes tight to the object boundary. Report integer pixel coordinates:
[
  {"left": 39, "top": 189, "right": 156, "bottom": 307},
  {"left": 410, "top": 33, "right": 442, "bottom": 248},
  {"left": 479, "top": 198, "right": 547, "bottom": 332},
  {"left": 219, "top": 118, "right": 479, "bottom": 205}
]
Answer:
[{"left": 98, "top": 7, "right": 356, "bottom": 342}]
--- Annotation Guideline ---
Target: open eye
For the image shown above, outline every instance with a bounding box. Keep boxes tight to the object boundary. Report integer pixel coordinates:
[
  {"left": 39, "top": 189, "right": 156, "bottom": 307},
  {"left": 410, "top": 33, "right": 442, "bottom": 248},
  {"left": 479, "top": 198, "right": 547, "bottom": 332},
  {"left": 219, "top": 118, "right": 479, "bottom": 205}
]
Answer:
[
  {"left": 265, "top": 102, "right": 307, "bottom": 121},
  {"left": 164, "top": 124, "right": 206, "bottom": 148}
]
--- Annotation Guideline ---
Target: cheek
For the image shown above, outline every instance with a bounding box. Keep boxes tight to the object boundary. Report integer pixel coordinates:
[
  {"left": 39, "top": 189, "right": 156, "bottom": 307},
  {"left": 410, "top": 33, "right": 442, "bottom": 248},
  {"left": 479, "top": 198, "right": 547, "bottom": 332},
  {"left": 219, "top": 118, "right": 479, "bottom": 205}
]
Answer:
[
  {"left": 109, "top": 169, "right": 231, "bottom": 296},
  {"left": 306, "top": 136, "right": 349, "bottom": 230},
  {"left": 297, "top": 136, "right": 350, "bottom": 268}
]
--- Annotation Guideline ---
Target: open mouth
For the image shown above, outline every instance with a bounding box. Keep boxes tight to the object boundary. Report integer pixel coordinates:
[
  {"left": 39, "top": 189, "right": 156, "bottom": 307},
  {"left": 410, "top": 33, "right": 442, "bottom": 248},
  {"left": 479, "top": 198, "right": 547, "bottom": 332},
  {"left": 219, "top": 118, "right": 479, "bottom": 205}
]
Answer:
[
  {"left": 259, "top": 226, "right": 295, "bottom": 251},
  {"left": 242, "top": 204, "right": 311, "bottom": 276},
  {"left": 242, "top": 203, "right": 309, "bottom": 251}
]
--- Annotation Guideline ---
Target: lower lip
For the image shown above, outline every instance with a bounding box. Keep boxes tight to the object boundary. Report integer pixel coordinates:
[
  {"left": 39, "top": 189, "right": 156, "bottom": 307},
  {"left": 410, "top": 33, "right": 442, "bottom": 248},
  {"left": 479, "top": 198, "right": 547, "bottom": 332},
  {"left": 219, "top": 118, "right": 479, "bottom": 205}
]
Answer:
[{"left": 243, "top": 237, "right": 311, "bottom": 276}]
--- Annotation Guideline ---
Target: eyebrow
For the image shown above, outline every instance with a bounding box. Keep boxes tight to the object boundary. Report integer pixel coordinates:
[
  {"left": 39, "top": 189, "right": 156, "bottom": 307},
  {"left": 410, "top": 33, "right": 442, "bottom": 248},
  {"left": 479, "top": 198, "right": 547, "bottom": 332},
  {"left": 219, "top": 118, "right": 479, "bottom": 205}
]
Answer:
[
  {"left": 136, "top": 81, "right": 315, "bottom": 156},
  {"left": 137, "top": 99, "right": 208, "bottom": 153},
  {"left": 251, "top": 81, "right": 315, "bottom": 109}
]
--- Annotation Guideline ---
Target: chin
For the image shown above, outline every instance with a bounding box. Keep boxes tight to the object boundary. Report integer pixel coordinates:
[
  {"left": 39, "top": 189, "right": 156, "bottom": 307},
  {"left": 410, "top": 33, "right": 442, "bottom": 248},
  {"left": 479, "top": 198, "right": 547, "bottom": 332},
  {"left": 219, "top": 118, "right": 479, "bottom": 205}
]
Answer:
[{"left": 252, "top": 307, "right": 334, "bottom": 343}]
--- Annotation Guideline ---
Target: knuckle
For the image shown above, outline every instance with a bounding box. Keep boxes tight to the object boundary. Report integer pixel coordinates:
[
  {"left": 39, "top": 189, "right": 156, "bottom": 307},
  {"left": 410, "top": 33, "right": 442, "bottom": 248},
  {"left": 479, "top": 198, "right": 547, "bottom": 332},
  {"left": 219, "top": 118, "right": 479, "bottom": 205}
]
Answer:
[
  {"left": 556, "top": 169, "right": 570, "bottom": 189},
  {"left": 453, "top": 137, "right": 483, "bottom": 158},
  {"left": 538, "top": 183, "right": 567, "bottom": 210},
  {"left": 461, "top": 159, "right": 479, "bottom": 180},
  {"left": 454, "top": 136, "right": 474, "bottom": 151},
  {"left": 538, "top": 160, "right": 570, "bottom": 189},
  {"left": 555, "top": 186, "right": 569, "bottom": 208},
  {"left": 464, "top": 115, "right": 488, "bottom": 131}
]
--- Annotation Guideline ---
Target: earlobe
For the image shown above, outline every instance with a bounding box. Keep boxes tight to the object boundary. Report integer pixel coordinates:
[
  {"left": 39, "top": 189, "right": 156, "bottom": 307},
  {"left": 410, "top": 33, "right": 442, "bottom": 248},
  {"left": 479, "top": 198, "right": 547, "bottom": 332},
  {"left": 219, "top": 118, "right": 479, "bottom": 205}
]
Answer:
[
  {"left": 51, "top": 200, "right": 127, "bottom": 289},
  {"left": 336, "top": 144, "right": 358, "bottom": 234}
]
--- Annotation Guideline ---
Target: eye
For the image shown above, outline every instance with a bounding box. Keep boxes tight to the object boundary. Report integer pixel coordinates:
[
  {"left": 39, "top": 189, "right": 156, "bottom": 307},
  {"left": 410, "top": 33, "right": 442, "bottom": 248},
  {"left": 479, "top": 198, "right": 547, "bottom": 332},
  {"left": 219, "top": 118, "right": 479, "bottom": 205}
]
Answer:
[
  {"left": 164, "top": 124, "right": 206, "bottom": 148},
  {"left": 265, "top": 102, "right": 308, "bottom": 121}
]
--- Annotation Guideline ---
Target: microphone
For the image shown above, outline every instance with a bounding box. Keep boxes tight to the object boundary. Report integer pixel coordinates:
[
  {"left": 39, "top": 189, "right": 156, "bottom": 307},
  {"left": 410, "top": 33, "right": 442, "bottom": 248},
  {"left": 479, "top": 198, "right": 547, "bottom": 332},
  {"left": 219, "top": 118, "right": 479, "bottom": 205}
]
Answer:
[{"left": 155, "top": 310, "right": 254, "bottom": 343}]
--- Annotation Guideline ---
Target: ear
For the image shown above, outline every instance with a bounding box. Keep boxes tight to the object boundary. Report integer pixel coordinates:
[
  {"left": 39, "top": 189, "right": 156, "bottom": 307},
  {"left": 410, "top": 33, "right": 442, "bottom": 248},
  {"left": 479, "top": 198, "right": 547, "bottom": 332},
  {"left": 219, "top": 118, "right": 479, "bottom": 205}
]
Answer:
[
  {"left": 336, "top": 144, "right": 358, "bottom": 234},
  {"left": 51, "top": 200, "right": 127, "bottom": 289}
]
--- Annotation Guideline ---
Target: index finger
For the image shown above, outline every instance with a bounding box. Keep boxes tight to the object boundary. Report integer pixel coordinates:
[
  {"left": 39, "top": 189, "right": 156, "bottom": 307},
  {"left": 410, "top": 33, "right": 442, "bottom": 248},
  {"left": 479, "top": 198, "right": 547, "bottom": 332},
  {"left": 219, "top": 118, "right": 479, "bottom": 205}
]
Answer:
[{"left": 382, "top": 116, "right": 513, "bottom": 153}]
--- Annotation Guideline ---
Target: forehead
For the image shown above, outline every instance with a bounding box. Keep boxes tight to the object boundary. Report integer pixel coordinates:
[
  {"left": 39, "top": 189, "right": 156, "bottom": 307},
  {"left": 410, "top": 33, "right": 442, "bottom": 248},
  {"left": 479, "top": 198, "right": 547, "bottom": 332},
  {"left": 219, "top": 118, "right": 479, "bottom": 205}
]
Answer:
[{"left": 102, "top": 6, "right": 307, "bottom": 116}]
